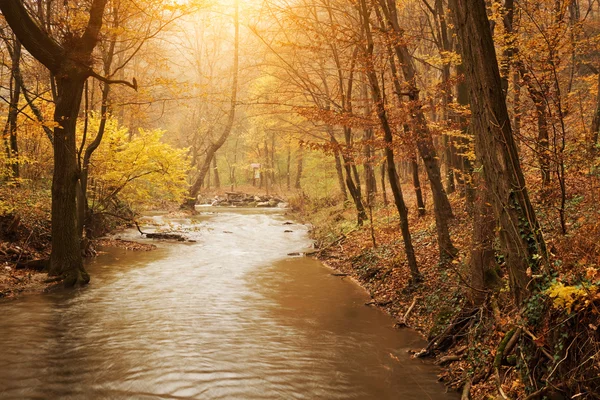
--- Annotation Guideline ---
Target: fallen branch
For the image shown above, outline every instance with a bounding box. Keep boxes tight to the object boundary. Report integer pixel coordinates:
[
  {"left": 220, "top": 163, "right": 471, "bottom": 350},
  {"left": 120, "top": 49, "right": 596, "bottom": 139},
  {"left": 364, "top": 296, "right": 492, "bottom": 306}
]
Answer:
[
  {"left": 331, "top": 273, "right": 348, "bottom": 277},
  {"left": 461, "top": 379, "right": 471, "bottom": 400},
  {"left": 365, "top": 300, "right": 393, "bottom": 306},
  {"left": 522, "top": 386, "right": 549, "bottom": 400},
  {"left": 396, "top": 296, "right": 418, "bottom": 327},
  {"left": 317, "top": 228, "right": 358, "bottom": 254},
  {"left": 134, "top": 221, "right": 186, "bottom": 241},
  {"left": 437, "top": 355, "right": 462, "bottom": 365},
  {"left": 521, "top": 327, "right": 554, "bottom": 360}
]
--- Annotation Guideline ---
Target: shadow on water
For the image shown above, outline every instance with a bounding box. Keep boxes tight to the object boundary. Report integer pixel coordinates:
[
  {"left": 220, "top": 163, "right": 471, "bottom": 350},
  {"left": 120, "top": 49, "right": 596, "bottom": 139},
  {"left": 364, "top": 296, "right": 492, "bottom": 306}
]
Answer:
[{"left": 0, "top": 209, "right": 458, "bottom": 399}]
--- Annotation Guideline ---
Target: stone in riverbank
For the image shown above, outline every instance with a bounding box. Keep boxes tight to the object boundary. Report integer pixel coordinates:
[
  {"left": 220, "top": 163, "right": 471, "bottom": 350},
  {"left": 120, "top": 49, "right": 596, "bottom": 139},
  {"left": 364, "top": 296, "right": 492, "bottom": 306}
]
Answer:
[{"left": 197, "top": 192, "right": 286, "bottom": 208}]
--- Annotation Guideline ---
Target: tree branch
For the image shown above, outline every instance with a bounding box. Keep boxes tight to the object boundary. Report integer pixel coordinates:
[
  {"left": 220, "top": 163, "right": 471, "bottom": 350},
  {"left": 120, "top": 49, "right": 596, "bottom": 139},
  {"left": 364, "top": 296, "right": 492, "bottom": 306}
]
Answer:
[
  {"left": 0, "top": 0, "right": 64, "bottom": 72},
  {"left": 89, "top": 70, "right": 138, "bottom": 91}
]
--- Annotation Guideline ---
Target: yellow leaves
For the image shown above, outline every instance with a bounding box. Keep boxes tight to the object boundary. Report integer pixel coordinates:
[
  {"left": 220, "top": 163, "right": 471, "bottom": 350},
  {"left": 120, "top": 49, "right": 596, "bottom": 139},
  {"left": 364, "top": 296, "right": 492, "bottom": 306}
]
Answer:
[
  {"left": 420, "top": 51, "right": 461, "bottom": 68},
  {"left": 84, "top": 114, "right": 189, "bottom": 209},
  {"left": 545, "top": 281, "right": 598, "bottom": 313}
]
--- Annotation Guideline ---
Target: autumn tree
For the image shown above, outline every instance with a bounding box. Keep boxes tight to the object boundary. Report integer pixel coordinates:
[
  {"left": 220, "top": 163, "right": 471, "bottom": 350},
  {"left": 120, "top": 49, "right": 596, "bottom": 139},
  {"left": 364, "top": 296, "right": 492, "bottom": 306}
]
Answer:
[
  {"left": 188, "top": 0, "right": 240, "bottom": 201},
  {"left": 449, "top": 0, "right": 547, "bottom": 304}
]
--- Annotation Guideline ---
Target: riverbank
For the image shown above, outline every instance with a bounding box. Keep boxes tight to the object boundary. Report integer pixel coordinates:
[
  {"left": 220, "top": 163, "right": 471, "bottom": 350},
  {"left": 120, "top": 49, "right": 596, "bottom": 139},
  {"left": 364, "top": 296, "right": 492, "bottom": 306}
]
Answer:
[
  {"left": 290, "top": 186, "right": 600, "bottom": 399},
  {"left": 0, "top": 186, "right": 159, "bottom": 299},
  {"left": 0, "top": 186, "right": 289, "bottom": 299}
]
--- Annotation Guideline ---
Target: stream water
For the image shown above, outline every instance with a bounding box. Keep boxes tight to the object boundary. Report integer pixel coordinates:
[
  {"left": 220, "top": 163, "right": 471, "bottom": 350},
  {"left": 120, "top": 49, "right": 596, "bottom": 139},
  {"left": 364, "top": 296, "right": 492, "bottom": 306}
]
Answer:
[{"left": 0, "top": 209, "right": 457, "bottom": 399}]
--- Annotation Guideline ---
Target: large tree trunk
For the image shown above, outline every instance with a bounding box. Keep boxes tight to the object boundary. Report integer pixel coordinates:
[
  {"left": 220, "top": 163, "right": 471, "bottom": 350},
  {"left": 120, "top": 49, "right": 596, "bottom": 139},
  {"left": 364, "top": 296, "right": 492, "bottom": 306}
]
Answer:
[
  {"left": 469, "top": 172, "right": 498, "bottom": 306},
  {"left": 50, "top": 75, "right": 89, "bottom": 286},
  {"left": 450, "top": 0, "right": 547, "bottom": 304},
  {"left": 0, "top": 0, "right": 109, "bottom": 287}
]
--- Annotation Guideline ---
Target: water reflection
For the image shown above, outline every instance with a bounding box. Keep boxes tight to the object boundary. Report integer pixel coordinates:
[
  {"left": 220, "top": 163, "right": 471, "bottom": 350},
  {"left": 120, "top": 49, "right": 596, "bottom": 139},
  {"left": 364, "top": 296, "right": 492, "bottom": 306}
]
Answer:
[{"left": 0, "top": 210, "right": 457, "bottom": 399}]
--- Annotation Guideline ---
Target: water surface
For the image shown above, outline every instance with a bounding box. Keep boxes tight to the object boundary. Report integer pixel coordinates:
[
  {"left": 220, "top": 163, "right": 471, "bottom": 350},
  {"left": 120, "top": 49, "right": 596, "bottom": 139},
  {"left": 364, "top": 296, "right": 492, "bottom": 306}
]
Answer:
[{"left": 0, "top": 209, "right": 457, "bottom": 399}]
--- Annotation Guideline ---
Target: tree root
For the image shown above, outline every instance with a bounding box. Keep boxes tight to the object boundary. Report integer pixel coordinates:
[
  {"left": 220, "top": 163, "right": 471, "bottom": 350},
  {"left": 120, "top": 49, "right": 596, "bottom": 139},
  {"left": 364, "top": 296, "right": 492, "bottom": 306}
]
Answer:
[{"left": 419, "top": 308, "right": 479, "bottom": 357}]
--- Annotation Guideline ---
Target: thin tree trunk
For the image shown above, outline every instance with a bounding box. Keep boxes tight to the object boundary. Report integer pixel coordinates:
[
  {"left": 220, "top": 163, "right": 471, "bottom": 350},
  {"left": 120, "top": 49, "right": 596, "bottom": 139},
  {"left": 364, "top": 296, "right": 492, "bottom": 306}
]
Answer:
[
  {"left": 533, "top": 93, "right": 551, "bottom": 187},
  {"left": 230, "top": 137, "right": 238, "bottom": 191},
  {"left": 295, "top": 146, "right": 303, "bottom": 190},
  {"left": 377, "top": 0, "right": 457, "bottom": 261},
  {"left": 362, "top": 81, "right": 377, "bottom": 205},
  {"left": 333, "top": 146, "right": 348, "bottom": 201},
  {"left": 213, "top": 154, "right": 220, "bottom": 189},
  {"left": 456, "top": 61, "right": 475, "bottom": 212},
  {"left": 331, "top": 126, "right": 366, "bottom": 224},
  {"left": 6, "top": 38, "right": 22, "bottom": 179},
  {"left": 286, "top": 141, "right": 291, "bottom": 191},
  {"left": 590, "top": 70, "right": 600, "bottom": 155},
  {"left": 412, "top": 158, "right": 426, "bottom": 216},
  {"left": 359, "top": 0, "right": 420, "bottom": 281},
  {"left": 380, "top": 158, "right": 389, "bottom": 206}
]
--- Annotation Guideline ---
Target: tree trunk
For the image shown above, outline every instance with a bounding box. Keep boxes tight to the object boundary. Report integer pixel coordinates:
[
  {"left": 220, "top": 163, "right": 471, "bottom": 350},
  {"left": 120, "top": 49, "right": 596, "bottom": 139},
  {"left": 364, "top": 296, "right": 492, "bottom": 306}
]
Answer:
[
  {"left": 443, "top": 135, "right": 455, "bottom": 194},
  {"left": 331, "top": 126, "right": 366, "bottom": 224},
  {"left": 377, "top": 0, "right": 457, "bottom": 261},
  {"left": 6, "top": 38, "right": 22, "bottom": 179},
  {"left": 456, "top": 61, "right": 475, "bottom": 212},
  {"left": 362, "top": 81, "right": 377, "bottom": 205},
  {"left": 295, "top": 146, "right": 303, "bottom": 190},
  {"left": 411, "top": 158, "right": 426, "bottom": 216},
  {"left": 286, "top": 141, "right": 291, "bottom": 190},
  {"left": 189, "top": 0, "right": 239, "bottom": 200},
  {"left": 469, "top": 172, "right": 498, "bottom": 305},
  {"left": 450, "top": 0, "right": 547, "bottom": 304},
  {"left": 590, "top": 70, "right": 600, "bottom": 155},
  {"left": 333, "top": 146, "right": 348, "bottom": 201},
  {"left": 49, "top": 75, "right": 89, "bottom": 286},
  {"left": 359, "top": 0, "right": 420, "bottom": 281},
  {"left": 533, "top": 93, "right": 551, "bottom": 187},
  {"left": 380, "top": 158, "right": 389, "bottom": 205},
  {"left": 363, "top": 127, "right": 377, "bottom": 205},
  {"left": 213, "top": 154, "right": 220, "bottom": 189}
]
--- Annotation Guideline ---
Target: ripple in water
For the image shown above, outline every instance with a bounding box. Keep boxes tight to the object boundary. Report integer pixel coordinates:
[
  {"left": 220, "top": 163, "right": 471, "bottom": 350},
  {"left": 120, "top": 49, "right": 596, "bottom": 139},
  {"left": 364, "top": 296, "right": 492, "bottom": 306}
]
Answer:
[{"left": 0, "top": 209, "right": 457, "bottom": 400}]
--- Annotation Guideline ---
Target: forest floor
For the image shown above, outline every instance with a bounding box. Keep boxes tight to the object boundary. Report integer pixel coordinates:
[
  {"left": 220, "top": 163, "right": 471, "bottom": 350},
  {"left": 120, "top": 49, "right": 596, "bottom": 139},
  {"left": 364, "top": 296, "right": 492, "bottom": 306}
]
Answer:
[{"left": 290, "top": 182, "right": 600, "bottom": 399}]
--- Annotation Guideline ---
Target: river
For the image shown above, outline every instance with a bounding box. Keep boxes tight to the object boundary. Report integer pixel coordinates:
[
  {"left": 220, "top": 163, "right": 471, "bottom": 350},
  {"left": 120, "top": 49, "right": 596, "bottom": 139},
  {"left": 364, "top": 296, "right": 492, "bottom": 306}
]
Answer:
[{"left": 0, "top": 209, "right": 457, "bottom": 399}]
